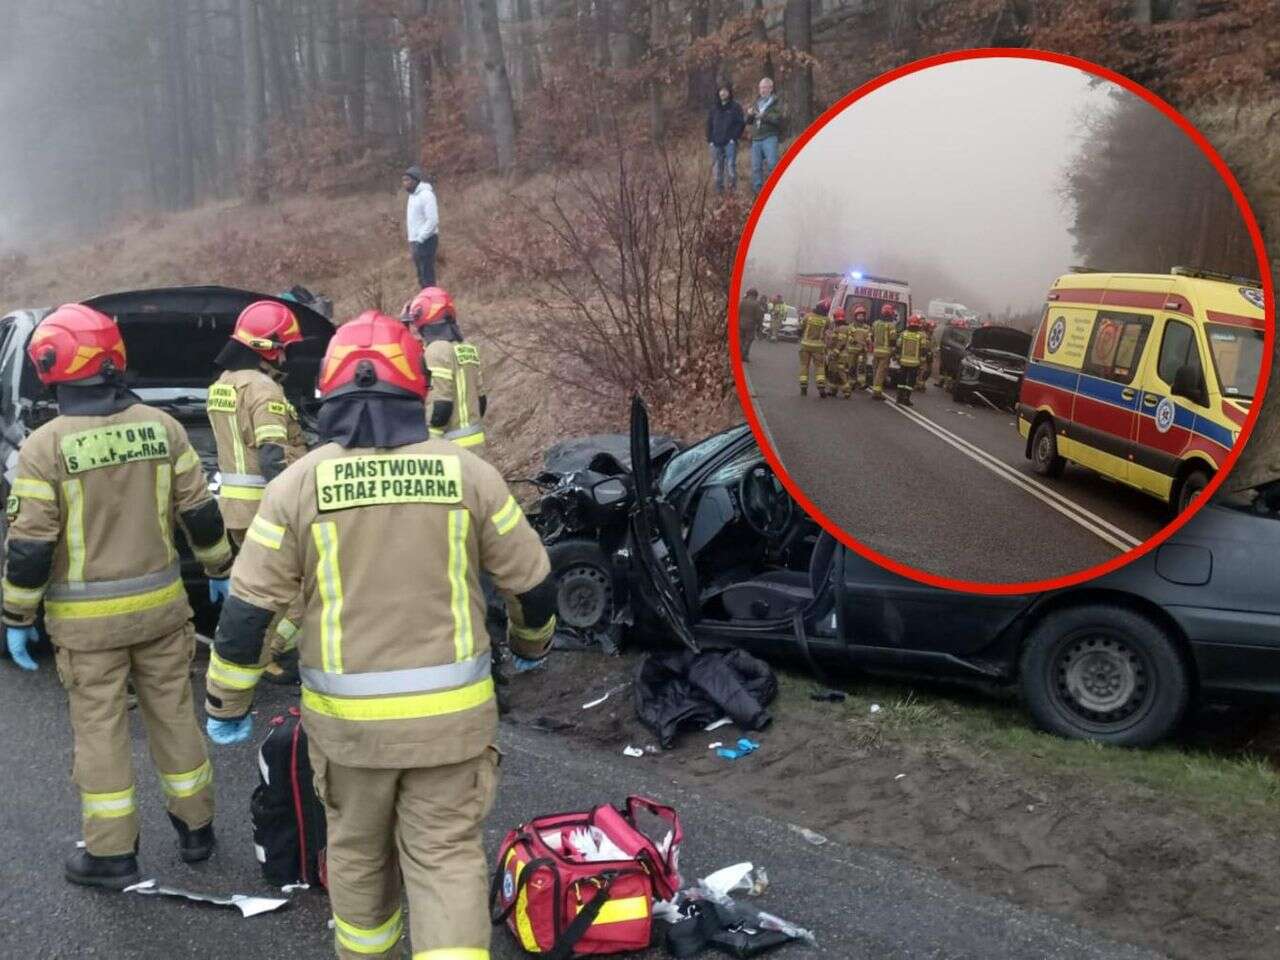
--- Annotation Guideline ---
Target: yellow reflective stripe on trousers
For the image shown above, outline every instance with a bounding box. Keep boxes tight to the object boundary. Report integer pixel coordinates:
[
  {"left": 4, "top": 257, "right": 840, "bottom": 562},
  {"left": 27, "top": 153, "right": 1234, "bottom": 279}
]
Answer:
[
  {"left": 491, "top": 496, "right": 521, "bottom": 536},
  {"left": 160, "top": 760, "right": 213, "bottom": 798},
  {"left": 312, "top": 522, "right": 344, "bottom": 673},
  {"left": 447, "top": 510, "right": 473, "bottom": 661},
  {"left": 413, "top": 949, "right": 490, "bottom": 959},
  {"left": 302, "top": 676, "right": 494, "bottom": 722},
  {"left": 12, "top": 477, "right": 55, "bottom": 500},
  {"left": 248, "top": 515, "right": 285, "bottom": 550},
  {"left": 82, "top": 785, "right": 135, "bottom": 819},
  {"left": 174, "top": 447, "right": 201, "bottom": 475},
  {"left": 208, "top": 649, "right": 265, "bottom": 691},
  {"left": 62, "top": 479, "right": 85, "bottom": 583},
  {"left": 334, "top": 909, "right": 404, "bottom": 955},
  {"left": 155, "top": 463, "right": 174, "bottom": 563},
  {"left": 46, "top": 578, "right": 185, "bottom": 620}
]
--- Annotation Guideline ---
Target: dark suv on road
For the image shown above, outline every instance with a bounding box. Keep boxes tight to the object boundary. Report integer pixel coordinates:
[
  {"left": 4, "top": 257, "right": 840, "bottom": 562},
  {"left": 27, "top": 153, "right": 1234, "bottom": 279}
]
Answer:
[{"left": 0, "top": 286, "right": 334, "bottom": 622}]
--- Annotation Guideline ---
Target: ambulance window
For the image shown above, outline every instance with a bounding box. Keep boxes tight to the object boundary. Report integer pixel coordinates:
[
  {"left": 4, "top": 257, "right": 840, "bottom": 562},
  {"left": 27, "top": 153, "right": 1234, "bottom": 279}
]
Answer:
[
  {"left": 1157, "top": 320, "right": 1201, "bottom": 386},
  {"left": 1084, "top": 312, "right": 1151, "bottom": 384}
]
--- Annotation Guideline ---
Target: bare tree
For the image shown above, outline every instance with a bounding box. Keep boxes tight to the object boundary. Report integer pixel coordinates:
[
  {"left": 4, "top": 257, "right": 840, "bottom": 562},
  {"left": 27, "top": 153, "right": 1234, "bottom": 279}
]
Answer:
[
  {"left": 241, "top": 0, "right": 268, "bottom": 203},
  {"left": 475, "top": 0, "right": 517, "bottom": 173},
  {"left": 784, "top": 0, "right": 813, "bottom": 128}
]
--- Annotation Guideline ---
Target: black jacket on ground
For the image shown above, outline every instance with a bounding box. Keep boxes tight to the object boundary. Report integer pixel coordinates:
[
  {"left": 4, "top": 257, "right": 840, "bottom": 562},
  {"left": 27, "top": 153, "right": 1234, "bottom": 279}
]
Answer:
[
  {"left": 707, "top": 97, "right": 746, "bottom": 146},
  {"left": 635, "top": 648, "right": 777, "bottom": 748}
]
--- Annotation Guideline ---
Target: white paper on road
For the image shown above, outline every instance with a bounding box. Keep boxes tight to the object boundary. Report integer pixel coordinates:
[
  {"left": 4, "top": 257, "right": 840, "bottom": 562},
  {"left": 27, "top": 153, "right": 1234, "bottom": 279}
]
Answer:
[{"left": 123, "top": 879, "right": 290, "bottom": 918}]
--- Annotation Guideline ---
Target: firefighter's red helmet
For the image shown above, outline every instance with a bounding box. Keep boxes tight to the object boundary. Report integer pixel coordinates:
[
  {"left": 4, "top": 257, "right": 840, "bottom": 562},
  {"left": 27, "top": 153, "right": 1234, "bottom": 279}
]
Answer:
[
  {"left": 907, "top": 313, "right": 923, "bottom": 329},
  {"left": 407, "top": 286, "right": 456, "bottom": 331},
  {"left": 880, "top": 303, "right": 896, "bottom": 319},
  {"left": 852, "top": 305, "right": 868, "bottom": 319},
  {"left": 833, "top": 308, "right": 846, "bottom": 323},
  {"left": 318, "top": 310, "right": 428, "bottom": 400},
  {"left": 232, "top": 300, "right": 303, "bottom": 362},
  {"left": 28, "top": 304, "right": 127, "bottom": 386}
]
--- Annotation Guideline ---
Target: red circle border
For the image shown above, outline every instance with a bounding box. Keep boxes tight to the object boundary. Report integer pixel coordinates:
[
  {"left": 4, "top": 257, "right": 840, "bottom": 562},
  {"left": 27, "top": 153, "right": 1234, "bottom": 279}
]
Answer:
[{"left": 728, "top": 47, "right": 1276, "bottom": 597}]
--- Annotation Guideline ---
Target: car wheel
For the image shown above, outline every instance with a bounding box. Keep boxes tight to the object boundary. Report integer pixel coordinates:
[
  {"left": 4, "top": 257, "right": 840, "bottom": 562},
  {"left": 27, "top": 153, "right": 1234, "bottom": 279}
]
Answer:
[
  {"left": 1030, "top": 419, "right": 1066, "bottom": 478},
  {"left": 547, "top": 539, "right": 613, "bottom": 632},
  {"left": 1174, "top": 466, "right": 1211, "bottom": 514},
  {"left": 950, "top": 380, "right": 969, "bottom": 403},
  {"left": 1019, "top": 604, "right": 1189, "bottom": 746}
]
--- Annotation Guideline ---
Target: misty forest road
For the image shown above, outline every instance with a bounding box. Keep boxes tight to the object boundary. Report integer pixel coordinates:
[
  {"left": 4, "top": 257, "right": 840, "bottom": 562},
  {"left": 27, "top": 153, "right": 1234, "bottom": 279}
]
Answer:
[
  {"left": 743, "top": 338, "right": 1168, "bottom": 583},
  {"left": 0, "top": 658, "right": 1161, "bottom": 960}
]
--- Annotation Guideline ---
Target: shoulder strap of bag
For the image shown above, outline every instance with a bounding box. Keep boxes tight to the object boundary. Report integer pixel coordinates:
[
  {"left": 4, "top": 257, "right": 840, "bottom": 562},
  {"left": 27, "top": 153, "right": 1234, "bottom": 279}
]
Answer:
[{"left": 545, "top": 870, "right": 625, "bottom": 960}]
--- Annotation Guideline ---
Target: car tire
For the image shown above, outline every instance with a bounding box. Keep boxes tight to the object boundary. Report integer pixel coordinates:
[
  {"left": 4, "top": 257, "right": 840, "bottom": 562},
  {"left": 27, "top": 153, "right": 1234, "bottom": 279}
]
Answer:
[
  {"left": 1019, "top": 604, "right": 1190, "bottom": 747},
  {"left": 950, "top": 381, "right": 969, "bottom": 403},
  {"left": 1174, "top": 466, "right": 1212, "bottom": 514},
  {"left": 547, "top": 538, "right": 614, "bottom": 633},
  {"left": 1030, "top": 419, "right": 1066, "bottom": 478}
]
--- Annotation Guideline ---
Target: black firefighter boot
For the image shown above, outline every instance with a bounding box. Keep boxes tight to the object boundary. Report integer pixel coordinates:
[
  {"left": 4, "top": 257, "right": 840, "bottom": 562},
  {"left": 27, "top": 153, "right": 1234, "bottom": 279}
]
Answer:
[
  {"left": 800, "top": 383, "right": 808, "bottom": 397},
  {"left": 65, "top": 847, "right": 141, "bottom": 890},
  {"left": 169, "top": 813, "right": 217, "bottom": 863}
]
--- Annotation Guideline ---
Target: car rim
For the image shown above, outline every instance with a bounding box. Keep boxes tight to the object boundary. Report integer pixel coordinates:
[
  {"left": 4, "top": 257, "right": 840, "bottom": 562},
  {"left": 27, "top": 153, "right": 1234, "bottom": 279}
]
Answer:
[
  {"left": 1050, "top": 632, "right": 1151, "bottom": 729},
  {"left": 556, "top": 564, "right": 612, "bottom": 628},
  {"left": 1036, "top": 430, "right": 1051, "bottom": 466}
]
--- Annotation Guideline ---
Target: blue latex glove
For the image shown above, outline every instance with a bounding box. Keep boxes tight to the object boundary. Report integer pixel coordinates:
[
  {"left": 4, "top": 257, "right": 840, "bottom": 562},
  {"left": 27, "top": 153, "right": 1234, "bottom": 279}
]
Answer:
[
  {"left": 5, "top": 625, "right": 38, "bottom": 671},
  {"left": 208, "top": 578, "right": 230, "bottom": 604},
  {"left": 206, "top": 715, "right": 253, "bottom": 745},
  {"left": 511, "top": 655, "right": 545, "bottom": 673}
]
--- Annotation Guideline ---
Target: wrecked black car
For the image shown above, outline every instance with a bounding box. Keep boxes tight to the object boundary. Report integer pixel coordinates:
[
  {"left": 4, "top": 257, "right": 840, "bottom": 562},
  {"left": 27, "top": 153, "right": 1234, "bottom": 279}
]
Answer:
[
  {"left": 0, "top": 286, "right": 334, "bottom": 619},
  {"left": 951, "top": 324, "right": 1032, "bottom": 407},
  {"left": 529, "top": 398, "right": 1280, "bottom": 747}
]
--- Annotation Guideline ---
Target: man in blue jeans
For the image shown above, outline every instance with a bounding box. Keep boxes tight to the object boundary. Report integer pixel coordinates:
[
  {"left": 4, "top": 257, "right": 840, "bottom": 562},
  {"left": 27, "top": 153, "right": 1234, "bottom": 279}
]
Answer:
[
  {"left": 747, "top": 77, "right": 787, "bottom": 193},
  {"left": 706, "top": 83, "right": 745, "bottom": 193}
]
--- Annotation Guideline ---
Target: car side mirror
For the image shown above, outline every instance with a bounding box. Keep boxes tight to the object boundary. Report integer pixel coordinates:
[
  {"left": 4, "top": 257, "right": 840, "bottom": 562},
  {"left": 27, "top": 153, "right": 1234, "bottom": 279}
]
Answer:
[{"left": 1170, "top": 364, "right": 1207, "bottom": 406}]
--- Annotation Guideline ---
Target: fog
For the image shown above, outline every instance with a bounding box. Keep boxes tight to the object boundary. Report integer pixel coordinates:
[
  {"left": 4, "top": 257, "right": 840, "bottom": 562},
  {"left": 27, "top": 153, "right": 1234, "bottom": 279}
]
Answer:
[{"left": 744, "top": 58, "right": 1118, "bottom": 318}]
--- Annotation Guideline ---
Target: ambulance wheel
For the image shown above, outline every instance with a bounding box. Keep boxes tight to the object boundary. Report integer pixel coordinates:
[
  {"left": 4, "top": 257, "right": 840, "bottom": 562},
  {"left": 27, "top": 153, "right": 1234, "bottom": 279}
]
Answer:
[
  {"left": 1174, "top": 467, "right": 1211, "bottom": 514},
  {"left": 1019, "top": 604, "right": 1189, "bottom": 747},
  {"left": 1030, "top": 420, "right": 1065, "bottom": 478},
  {"left": 547, "top": 539, "right": 613, "bottom": 633}
]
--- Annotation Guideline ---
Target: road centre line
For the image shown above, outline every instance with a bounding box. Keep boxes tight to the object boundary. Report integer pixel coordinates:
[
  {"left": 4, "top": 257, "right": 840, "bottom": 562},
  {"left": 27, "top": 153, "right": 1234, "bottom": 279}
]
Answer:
[{"left": 886, "top": 400, "right": 1143, "bottom": 552}]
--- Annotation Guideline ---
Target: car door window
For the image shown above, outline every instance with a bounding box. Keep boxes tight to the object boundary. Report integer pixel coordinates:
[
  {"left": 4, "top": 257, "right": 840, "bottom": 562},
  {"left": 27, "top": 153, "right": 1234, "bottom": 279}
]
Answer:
[
  {"left": 1083, "top": 311, "right": 1151, "bottom": 384},
  {"left": 1156, "top": 318, "right": 1201, "bottom": 386}
]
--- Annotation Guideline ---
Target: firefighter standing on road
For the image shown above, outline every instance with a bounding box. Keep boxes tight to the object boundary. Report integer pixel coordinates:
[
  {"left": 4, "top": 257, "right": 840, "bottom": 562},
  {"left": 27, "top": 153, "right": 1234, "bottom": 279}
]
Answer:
[
  {"left": 407, "top": 286, "right": 489, "bottom": 461},
  {"left": 914, "top": 315, "right": 933, "bottom": 393},
  {"left": 824, "top": 308, "right": 854, "bottom": 399},
  {"left": 207, "top": 300, "right": 308, "bottom": 686},
  {"left": 205, "top": 311, "right": 556, "bottom": 960},
  {"left": 870, "top": 303, "right": 897, "bottom": 401},
  {"left": 3, "top": 305, "right": 232, "bottom": 889},
  {"left": 798, "top": 298, "right": 830, "bottom": 397},
  {"left": 848, "top": 305, "right": 870, "bottom": 391},
  {"left": 895, "top": 313, "right": 927, "bottom": 406}
]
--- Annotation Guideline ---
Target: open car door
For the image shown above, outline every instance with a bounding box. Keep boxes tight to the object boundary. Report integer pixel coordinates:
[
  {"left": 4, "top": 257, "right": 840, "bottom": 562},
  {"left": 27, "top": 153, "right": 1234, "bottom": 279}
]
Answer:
[{"left": 629, "top": 396, "right": 699, "bottom": 651}]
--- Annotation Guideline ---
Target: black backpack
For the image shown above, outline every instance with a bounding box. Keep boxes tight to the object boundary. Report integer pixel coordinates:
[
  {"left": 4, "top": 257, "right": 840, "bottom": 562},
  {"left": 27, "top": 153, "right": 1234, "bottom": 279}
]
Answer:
[{"left": 251, "top": 707, "right": 327, "bottom": 886}]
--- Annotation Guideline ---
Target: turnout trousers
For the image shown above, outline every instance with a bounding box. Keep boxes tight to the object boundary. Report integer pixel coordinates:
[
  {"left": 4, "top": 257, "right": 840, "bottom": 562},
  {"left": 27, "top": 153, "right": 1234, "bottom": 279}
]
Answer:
[
  {"left": 311, "top": 741, "right": 501, "bottom": 959},
  {"left": 55, "top": 623, "right": 214, "bottom": 856},
  {"left": 872, "top": 354, "right": 890, "bottom": 396},
  {"left": 798, "top": 345, "right": 826, "bottom": 390}
]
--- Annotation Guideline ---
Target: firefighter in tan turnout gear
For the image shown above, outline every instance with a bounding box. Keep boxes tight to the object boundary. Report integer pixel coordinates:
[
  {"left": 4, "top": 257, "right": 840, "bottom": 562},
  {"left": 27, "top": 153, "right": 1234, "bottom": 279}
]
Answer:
[
  {"left": 2, "top": 304, "right": 232, "bottom": 889},
  {"left": 870, "top": 303, "right": 898, "bottom": 402},
  {"left": 406, "top": 286, "right": 489, "bottom": 460},
  {"left": 206, "top": 300, "right": 308, "bottom": 686},
  {"left": 895, "top": 313, "right": 927, "bottom": 406},
  {"left": 205, "top": 311, "right": 557, "bottom": 960},
  {"left": 797, "top": 299, "right": 831, "bottom": 397}
]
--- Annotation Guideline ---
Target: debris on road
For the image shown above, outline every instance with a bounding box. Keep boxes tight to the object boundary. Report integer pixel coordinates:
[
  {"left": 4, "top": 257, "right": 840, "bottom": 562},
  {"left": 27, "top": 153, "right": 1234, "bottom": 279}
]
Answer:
[
  {"left": 870, "top": 703, "right": 882, "bottom": 714},
  {"left": 787, "top": 824, "right": 827, "bottom": 846},
  {"left": 809, "top": 690, "right": 847, "bottom": 703},
  {"left": 122, "top": 880, "right": 290, "bottom": 918},
  {"left": 636, "top": 649, "right": 777, "bottom": 748},
  {"left": 582, "top": 681, "right": 631, "bottom": 710},
  {"left": 705, "top": 717, "right": 733, "bottom": 732},
  {"left": 623, "top": 745, "right": 645, "bottom": 758},
  {"left": 661, "top": 862, "right": 817, "bottom": 955},
  {"left": 716, "top": 738, "right": 761, "bottom": 760},
  {"left": 708, "top": 741, "right": 724, "bottom": 750}
]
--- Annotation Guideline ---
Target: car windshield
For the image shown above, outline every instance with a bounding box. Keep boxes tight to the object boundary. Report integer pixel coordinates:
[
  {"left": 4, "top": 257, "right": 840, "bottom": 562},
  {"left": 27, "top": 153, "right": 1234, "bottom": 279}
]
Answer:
[
  {"left": 658, "top": 424, "right": 749, "bottom": 494},
  {"left": 1205, "top": 323, "right": 1263, "bottom": 399}
]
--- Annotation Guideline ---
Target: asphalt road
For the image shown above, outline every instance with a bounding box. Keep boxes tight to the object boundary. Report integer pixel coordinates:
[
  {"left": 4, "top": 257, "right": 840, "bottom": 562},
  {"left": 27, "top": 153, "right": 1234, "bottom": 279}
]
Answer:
[
  {"left": 743, "top": 339, "right": 1169, "bottom": 583},
  {"left": 0, "top": 652, "right": 1163, "bottom": 960}
]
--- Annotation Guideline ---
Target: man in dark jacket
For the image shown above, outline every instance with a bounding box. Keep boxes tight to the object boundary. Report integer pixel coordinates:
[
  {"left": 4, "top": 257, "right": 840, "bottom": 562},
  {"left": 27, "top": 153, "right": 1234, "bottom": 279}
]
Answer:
[{"left": 707, "top": 84, "right": 746, "bottom": 194}]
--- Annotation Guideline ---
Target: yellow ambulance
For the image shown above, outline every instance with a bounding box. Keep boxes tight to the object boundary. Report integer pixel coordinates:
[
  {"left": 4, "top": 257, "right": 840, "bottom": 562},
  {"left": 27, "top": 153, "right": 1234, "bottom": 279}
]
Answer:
[{"left": 1017, "top": 267, "right": 1266, "bottom": 512}]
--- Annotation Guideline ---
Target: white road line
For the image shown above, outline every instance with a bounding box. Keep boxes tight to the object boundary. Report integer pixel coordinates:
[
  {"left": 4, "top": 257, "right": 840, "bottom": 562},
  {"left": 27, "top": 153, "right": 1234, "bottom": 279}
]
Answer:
[{"left": 886, "top": 400, "right": 1143, "bottom": 552}]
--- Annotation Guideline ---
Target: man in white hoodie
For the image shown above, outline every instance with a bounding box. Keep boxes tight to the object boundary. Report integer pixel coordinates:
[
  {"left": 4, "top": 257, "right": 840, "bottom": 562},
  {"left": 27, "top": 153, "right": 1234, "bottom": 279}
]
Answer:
[{"left": 402, "top": 165, "right": 438, "bottom": 288}]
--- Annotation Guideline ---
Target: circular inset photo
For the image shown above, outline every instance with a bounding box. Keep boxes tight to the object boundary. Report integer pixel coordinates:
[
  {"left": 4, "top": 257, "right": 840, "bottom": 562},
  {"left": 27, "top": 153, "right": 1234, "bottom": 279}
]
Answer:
[{"left": 731, "top": 50, "right": 1272, "bottom": 593}]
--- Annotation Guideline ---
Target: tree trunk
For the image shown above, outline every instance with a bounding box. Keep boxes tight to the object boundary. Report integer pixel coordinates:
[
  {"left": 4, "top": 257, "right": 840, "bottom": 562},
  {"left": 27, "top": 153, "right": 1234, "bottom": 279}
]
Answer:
[
  {"left": 783, "top": 0, "right": 812, "bottom": 130},
  {"left": 322, "top": 0, "right": 343, "bottom": 96},
  {"left": 648, "top": 0, "right": 667, "bottom": 141},
  {"left": 1130, "top": 0, "right": 1153, "bottom": 24},
  {"left": 262, "top": 0, "right": 293, "bottom": 118},
  {"left": 751, "top": 0, "right": 774, "bottom": 80},
  {"left": 344, "top": 0, "right": 367, "bottom": 137},
  {"left": 407, "top": 0, "right": 432, "bottom": 146},
  {"left": 475, "top": 0, "right": 518, "bottom": 173},
  {"left": 514, "top": 0, "right": 542, "bottom": 97},
  {"left": 241, "top": 0, "right": 268, "bottom": 203},
  {"left": 686, "top": 0, "right": 712, "bottom": 108}
]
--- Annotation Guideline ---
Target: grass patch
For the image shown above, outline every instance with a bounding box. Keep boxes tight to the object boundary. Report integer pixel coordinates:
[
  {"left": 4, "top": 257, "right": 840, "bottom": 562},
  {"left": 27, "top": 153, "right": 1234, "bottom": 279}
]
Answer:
[{"left": 784, "top": 673, "right": 1280, "bottom": 821}]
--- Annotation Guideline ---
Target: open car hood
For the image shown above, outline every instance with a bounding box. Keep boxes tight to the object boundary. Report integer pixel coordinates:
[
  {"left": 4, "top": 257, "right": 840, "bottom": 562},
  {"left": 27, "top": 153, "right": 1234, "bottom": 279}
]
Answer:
[
  {"left": 82, "top": 285, "right": 333, "bottom": 401},
  {"left": 967, "top": 326, "right": 1031, "bottom": 357},
  {"left": 543, "top": 432, "right": 680, "bottom": 476}
]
